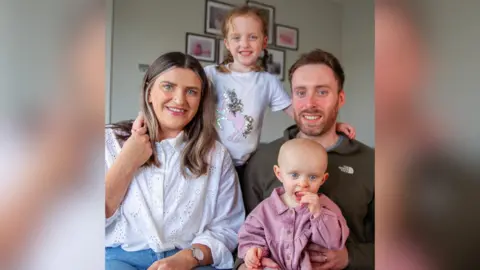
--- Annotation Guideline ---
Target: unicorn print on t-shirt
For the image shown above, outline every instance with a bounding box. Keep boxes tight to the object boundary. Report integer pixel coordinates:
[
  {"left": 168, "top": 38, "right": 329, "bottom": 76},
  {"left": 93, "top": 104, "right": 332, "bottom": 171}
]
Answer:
[{"left": 216, "top": 88, "right": 254, "bottom": 142}]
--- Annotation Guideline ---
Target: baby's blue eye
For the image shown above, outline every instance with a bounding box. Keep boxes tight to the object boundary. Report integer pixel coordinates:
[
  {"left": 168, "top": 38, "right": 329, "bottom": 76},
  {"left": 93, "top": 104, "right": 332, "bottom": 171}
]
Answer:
[
  {"left": 291, "top": 173, "right": 299, "bottom": 178},
  {"left": 309, "top": 175, "right": 317, "bottom": 181}
]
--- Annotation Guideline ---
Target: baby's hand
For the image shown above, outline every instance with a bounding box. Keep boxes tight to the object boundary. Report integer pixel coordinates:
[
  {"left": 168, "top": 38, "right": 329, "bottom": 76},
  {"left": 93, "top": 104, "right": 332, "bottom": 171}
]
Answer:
[
  {"left": 245, "top": 247, "right": 264, "bottom": 269},
  {"left": 299, "top": 192, "right": 322, "bottom": 217}
]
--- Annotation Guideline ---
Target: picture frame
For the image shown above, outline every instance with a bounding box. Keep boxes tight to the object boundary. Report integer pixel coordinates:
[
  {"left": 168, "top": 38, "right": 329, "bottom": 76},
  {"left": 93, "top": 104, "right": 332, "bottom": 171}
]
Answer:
[
  {"left": 185, "top": 32, "right": 216, "bottom": 63},
  {"left": 263, "top": 47, "right": 286, "bottom": 81},
  {"left": 205, "top": 0, "right": 235, "bottom": 36},
  {"left": 275, "top": 24, "right": 299, "bottom": 50},
  {"left": 217, "top": 39, "right": 228, "bottom": 64},
  {"left": 246, "top": 0, "right": 275, "bottom": 44}
]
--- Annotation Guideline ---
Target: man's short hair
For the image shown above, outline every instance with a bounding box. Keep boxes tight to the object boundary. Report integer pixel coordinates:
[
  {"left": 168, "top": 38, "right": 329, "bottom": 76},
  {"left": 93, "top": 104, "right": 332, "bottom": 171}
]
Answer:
[{"left": 288, "top": 49, "right": 345, "bottom": 91}]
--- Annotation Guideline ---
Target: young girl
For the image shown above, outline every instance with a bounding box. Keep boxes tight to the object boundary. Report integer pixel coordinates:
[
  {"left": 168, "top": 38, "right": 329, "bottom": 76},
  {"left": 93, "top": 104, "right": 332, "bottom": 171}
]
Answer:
[
  {"left": 237, "top": 138, "right": 349, "bottom": 270},
  {"left": 203, "top": 5, "right": 355, "bottom": 172}
]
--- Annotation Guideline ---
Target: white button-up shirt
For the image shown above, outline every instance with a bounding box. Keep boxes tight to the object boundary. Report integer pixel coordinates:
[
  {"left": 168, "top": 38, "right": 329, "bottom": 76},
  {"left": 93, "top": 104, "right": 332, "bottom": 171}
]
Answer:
[{"left": 105, "top": 129, "right": 245, "bottom": 269}]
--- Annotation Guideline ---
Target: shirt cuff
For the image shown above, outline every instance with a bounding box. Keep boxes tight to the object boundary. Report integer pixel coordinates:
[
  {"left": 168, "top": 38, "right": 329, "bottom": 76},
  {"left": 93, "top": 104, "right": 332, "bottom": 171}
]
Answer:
[
  {"left": 270, "top": 100, "right": 292, "bottom": 112},
  {"left": 193, "top": 232, "right": 235, "bottom": 269}
]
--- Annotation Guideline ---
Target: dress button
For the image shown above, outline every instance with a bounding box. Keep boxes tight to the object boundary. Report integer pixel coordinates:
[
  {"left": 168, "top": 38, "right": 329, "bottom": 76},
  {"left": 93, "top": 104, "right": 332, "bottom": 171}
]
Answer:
[
  {"left": 287, "top": 255, "right": 291, "bottom": 261},
  {"left": 287, "top": 230, "right": 291, "bottom": 234}
]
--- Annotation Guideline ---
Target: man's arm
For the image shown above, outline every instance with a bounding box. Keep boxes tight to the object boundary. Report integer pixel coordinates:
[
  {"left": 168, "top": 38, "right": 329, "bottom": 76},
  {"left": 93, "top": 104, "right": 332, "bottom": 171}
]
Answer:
[
  {"left": 345, "top": 242, "right": 374, "bottom": 270},
  {"left": 346, "top": 196, "right": 374, "bottom": 270}
]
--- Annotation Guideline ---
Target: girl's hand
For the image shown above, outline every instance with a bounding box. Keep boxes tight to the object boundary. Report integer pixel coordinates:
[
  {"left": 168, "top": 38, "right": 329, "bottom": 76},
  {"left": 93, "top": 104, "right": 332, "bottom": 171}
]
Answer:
[{"left": 336, "top": 122, "right": 356, "bottom": 139}]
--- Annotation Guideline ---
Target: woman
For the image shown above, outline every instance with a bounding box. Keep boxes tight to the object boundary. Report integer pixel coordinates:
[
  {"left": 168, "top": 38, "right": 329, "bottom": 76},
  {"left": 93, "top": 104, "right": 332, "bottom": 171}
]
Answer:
[{"left": 105, "top": 52, "right": 245, "bottom": 270}]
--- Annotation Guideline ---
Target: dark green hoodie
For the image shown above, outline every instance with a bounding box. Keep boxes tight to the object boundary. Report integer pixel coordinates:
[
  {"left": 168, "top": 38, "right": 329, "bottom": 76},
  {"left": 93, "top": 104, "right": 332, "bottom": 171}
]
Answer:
[{"left": 237, "top": 125, "right": 374, "bottom": 270}]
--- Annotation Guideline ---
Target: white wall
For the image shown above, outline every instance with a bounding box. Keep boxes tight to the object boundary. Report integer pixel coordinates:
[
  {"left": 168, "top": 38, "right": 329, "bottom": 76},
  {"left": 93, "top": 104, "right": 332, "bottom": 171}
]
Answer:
[
  {"left": 338, "top": 0, "right": 375, "bottom": 147},
  {"left": 109, "top": 0, "right": 343, "bottom": 142}
]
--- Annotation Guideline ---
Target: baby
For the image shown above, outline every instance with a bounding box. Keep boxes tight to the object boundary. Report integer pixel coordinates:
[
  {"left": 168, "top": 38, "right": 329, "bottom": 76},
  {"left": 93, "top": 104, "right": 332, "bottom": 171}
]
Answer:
[{"left": 237, "top": 138, "right": 350, "bottom": 270}]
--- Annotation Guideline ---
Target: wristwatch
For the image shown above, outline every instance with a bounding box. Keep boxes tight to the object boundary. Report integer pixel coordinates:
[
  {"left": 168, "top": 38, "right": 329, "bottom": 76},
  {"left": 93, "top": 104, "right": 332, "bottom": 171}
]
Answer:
[{"left": 190, "top": 247, "right": 204, "bottom": 264}]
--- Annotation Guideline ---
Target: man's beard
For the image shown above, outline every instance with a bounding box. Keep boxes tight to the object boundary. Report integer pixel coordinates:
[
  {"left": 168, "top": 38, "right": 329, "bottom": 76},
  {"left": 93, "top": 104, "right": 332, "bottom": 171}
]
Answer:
[{"left": 295, "top": 103, "right": 339, "bottom": 137}]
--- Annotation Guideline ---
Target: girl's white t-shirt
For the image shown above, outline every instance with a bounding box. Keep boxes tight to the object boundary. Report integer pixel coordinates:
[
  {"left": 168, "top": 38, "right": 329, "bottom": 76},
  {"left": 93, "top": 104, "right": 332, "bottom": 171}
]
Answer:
[{"left": 204, "top": 65, "right": 292, "bottom": 166}]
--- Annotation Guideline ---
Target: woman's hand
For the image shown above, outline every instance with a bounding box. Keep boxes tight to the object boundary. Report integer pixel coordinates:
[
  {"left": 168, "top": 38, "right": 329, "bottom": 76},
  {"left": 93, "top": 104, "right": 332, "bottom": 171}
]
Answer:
[
  {"left": 118, "top": 112, "right": 152, "bottom": 170},
  {"left": 147, "top": 250, "right": 198, "bottom": 270}
]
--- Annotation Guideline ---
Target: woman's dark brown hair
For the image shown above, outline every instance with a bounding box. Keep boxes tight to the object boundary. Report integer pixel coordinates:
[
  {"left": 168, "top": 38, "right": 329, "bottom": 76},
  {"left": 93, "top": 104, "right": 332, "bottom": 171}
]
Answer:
[{"left": 107, "top": 52, "right": 217, "bottom": 178}]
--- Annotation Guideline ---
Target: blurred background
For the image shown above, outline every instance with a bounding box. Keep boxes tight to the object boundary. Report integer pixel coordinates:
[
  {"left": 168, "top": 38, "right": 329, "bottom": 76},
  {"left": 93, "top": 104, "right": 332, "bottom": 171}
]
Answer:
[
  {"left": 1, "top": 0, "right": 479, "bottom": 269},
  {"left": 1, "top": 0, "right": 105, "bottom": 269},
  {"left": 376, "top": 0, "right": 480, "bottom": 269}
]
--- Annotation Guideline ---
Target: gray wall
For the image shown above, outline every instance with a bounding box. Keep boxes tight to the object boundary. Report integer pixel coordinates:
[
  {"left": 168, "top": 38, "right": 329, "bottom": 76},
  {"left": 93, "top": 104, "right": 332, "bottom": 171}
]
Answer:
[{"left": 338, "top": 0, "right": 375, "bottom": 147}]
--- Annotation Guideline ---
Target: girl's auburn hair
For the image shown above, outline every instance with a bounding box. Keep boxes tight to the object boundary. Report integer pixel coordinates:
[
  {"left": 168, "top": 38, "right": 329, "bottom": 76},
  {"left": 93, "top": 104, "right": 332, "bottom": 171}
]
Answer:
[{"left": 216, "top": 4, "right": 270, "bottom": 73}]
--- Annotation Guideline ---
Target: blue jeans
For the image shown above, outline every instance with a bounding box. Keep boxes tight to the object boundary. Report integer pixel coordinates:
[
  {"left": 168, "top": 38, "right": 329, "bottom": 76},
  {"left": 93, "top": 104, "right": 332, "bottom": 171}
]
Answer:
[{"left": 105, "top": 246, "right": 227, "bottom": 270}]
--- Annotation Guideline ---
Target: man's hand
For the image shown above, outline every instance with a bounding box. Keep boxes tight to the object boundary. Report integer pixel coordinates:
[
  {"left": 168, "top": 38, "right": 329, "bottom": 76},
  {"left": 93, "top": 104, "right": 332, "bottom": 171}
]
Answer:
[{"left": 308, "top": 244, "right": 349, "bottom": 270}]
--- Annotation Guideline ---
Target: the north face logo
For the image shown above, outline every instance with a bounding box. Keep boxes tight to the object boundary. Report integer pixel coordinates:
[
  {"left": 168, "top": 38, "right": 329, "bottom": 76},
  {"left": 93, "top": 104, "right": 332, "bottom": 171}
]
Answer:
[{"left": 338, "top": 165, "right": 354, "bottom": 174}]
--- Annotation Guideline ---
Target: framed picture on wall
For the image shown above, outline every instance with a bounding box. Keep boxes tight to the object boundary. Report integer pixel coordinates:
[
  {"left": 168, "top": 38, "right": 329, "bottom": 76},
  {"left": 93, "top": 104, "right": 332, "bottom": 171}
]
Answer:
[
  {"left": 217, "top": 39, "right": 228, "bottom": 64},
  {"left": 205, "top": 0, "right": 235, "bottom": 36},
  {"left": 246, "top": 0, "right": 275, "bottom": 44},
  {"left": 275, "top": 24, "right": 299, "bottom": 50},
  {"left": 263, "top": 47, "right": 285, "bottom": 81},
  {"left": 185, "top": 32, "right": 216, "bottom": 63}
]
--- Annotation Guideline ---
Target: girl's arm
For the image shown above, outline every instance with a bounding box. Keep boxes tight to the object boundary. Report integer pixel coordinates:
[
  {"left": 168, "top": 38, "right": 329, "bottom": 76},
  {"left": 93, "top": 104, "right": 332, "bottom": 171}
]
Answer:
[{"left": 336, "top": 122, "right": 356, "bottom": 139}]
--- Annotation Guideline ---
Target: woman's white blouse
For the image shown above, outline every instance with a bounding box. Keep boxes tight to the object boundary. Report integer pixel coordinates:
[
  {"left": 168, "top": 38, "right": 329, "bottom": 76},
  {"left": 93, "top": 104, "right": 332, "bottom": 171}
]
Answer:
[{"left": 105, "top": 129, "right": 245, "bottom": 269}]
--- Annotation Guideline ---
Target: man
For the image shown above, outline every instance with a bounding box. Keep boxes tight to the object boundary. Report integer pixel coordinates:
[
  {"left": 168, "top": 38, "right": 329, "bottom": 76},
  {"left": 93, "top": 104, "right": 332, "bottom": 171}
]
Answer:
[{"left": 236, "top": 49, "right": 374, "bottom": 270}]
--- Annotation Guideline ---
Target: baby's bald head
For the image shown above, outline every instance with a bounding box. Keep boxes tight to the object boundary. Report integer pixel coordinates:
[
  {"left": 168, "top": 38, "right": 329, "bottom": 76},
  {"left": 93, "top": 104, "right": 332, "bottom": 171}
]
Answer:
[{"left": 277, "top": 138, "right": 328, "bottom": 173}]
